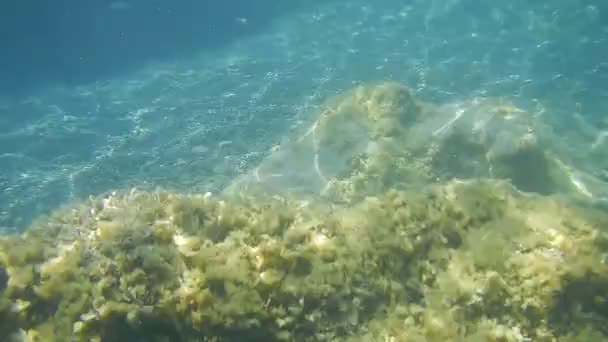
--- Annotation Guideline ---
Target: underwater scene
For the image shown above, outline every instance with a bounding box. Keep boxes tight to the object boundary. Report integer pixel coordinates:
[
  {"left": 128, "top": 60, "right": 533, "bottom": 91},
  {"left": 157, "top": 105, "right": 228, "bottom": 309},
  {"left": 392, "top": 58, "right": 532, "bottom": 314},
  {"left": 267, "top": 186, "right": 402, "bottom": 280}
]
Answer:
[{"left": 1, "top": 0, "right": 608, "bottom": 341}]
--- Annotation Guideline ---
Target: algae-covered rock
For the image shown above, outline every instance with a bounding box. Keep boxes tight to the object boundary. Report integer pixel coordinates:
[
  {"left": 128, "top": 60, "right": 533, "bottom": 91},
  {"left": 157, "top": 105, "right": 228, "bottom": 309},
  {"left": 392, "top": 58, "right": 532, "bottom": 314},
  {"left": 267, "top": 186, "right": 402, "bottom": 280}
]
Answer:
[
  {"left": 0, "top": 179, "right": 606, "bottom": 341},
  {"left": 226, "top": 82, "right": 607, "bottom": 204},
  {"left": 225, "top": 82, "right": 431, "bottom": 202},
  {"left": 1, "top": 82, "right": 608, "bottom": 341}
]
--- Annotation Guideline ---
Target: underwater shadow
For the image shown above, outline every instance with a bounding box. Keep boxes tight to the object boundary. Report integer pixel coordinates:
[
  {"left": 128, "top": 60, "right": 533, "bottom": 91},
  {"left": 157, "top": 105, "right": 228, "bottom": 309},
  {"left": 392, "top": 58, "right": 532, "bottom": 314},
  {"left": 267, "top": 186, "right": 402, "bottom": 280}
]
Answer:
[{"left": 0, "top": 0, "right": 328, "bottom": 95}]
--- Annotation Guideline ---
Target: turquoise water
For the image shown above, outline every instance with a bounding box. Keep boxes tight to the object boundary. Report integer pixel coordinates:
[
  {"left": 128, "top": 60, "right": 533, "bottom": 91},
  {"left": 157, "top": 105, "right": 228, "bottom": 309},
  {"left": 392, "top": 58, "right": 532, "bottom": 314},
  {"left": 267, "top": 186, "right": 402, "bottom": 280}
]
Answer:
[{"left": 1, "top": 0, "right": 607, "bottom": 231}]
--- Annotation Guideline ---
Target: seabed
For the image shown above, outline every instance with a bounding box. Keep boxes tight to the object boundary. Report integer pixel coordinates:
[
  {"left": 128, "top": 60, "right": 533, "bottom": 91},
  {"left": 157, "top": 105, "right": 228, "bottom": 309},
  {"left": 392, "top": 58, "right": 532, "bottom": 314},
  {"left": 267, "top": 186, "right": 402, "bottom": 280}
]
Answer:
[{"left": 1, "top": 82, "right": 607, "bottom": 341}]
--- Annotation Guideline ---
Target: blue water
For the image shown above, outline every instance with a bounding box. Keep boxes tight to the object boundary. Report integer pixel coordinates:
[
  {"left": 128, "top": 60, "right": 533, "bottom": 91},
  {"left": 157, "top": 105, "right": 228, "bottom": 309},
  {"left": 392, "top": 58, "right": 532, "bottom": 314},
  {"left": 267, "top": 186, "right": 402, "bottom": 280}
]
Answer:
[{"left": 1, "top": 0, "right": 607, "bottom": 231}]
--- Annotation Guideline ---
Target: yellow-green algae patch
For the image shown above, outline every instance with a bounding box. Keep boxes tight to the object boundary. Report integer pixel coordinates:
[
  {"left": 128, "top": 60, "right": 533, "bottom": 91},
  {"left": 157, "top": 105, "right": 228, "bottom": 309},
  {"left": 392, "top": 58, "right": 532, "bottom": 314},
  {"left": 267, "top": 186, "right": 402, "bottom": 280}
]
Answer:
[
  {"left": 228, "top": 82, "right": 606, "bottom": 205},
  {"left": 1, "top": 82, "right": 608, "bottom": 341},
  {"left": 0, "top": 179, "right": 607, "bottom": 341}
]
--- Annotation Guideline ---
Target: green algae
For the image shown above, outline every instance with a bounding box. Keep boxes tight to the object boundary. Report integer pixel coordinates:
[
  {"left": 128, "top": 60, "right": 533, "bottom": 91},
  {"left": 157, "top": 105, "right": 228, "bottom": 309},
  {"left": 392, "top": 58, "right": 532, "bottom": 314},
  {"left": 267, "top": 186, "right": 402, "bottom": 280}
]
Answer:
[
  {"left": 1, "top": 82, "right": 607, "bottom": 341},
  {"left": 0, "top": 179, "right": 606, "bottom": 341}
]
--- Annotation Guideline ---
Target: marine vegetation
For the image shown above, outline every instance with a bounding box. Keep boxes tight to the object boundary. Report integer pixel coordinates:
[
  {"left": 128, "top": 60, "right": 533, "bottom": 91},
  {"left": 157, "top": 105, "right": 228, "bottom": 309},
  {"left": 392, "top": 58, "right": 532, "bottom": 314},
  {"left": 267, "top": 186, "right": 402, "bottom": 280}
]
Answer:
[{"left": 1, "top": 82, "right": 607, "bottom": 342}]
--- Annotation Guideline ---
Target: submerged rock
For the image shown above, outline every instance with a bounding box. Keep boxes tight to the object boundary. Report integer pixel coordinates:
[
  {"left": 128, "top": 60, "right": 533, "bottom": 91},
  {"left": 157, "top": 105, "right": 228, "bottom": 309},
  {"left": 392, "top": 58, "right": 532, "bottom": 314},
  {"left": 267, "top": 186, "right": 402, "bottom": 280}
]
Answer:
[{"left": 1, "top": 82, "right": 607, "bottom": 341}]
